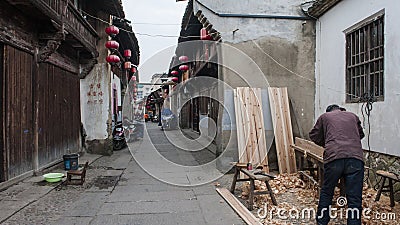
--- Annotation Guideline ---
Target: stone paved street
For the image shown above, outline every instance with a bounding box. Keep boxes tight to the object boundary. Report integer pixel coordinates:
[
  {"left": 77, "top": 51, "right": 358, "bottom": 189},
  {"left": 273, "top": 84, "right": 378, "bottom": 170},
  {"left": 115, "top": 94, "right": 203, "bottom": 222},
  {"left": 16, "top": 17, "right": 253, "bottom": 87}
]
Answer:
[{"left": 0, "top": 122, "right": 244, "bottom": 225}]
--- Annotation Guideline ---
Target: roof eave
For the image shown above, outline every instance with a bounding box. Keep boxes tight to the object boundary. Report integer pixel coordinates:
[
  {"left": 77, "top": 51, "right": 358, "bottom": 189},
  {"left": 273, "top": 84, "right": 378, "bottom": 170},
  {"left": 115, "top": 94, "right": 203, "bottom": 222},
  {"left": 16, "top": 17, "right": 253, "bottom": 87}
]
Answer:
[{"left": 308, "top": 0, "right": 342, "bottom": 18}]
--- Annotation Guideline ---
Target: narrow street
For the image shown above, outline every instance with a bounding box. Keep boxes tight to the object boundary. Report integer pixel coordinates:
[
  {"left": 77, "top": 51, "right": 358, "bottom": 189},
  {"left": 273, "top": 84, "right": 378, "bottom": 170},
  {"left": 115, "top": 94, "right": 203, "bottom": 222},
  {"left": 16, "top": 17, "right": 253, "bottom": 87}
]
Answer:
[{"left": 0, "top": 122, "right": 244, "bottom": 225}]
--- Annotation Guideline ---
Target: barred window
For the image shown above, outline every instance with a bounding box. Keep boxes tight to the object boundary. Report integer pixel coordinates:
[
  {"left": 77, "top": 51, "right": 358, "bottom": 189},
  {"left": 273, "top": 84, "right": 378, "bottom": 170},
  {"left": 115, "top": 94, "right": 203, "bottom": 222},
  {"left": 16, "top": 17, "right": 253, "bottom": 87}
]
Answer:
[{"left": 346, "top": 14, "right": 384, "bottom": 102}]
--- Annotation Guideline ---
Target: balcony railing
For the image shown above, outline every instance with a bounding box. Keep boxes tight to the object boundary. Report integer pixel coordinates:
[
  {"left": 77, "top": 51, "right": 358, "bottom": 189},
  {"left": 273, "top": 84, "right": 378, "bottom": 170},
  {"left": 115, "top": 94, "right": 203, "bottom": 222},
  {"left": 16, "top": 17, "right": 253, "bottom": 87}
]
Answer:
[{"left": 31, "top": 0, "right": 98, "bottom": 55}]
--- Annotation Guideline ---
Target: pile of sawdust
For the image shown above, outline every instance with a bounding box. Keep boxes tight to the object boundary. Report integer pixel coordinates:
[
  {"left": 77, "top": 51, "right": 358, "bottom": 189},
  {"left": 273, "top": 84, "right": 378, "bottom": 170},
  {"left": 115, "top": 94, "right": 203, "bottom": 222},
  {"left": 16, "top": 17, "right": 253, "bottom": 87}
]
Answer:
[{"left": 239, "top": 173, "right": 400, "bottom": 225}]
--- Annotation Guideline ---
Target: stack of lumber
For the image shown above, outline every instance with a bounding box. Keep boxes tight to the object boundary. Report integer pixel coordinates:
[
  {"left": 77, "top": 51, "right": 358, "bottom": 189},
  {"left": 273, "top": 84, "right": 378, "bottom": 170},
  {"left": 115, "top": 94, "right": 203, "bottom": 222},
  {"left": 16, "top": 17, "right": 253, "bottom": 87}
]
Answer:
[
  {"left": 267, "top": 87, "right": 296, "bottom": 174},
  {"left": 234, "top": 87, "right": 269, "bottom": 172}
]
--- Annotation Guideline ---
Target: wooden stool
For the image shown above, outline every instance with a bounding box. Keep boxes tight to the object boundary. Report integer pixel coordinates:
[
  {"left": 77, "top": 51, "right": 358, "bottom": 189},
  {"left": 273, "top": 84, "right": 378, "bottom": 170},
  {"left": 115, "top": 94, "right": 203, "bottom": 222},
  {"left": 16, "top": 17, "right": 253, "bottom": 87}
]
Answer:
[
  {"left": 230, "top": 164, "right": 277, "bottom": 210},
  {"left": 375, "top": 170, "right": 400, "bottom": 207},
  {"left": 66, "top": 161, "right": 89, "bottom": 185}
]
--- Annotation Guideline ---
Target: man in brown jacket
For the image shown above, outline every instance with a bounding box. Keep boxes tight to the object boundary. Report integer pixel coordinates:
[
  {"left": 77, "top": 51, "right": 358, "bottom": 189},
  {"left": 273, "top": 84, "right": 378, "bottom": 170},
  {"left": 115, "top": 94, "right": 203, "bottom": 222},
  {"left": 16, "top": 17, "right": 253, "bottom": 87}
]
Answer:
[{"left": 310, "top": 104, "right": 364, "bottom": 225}]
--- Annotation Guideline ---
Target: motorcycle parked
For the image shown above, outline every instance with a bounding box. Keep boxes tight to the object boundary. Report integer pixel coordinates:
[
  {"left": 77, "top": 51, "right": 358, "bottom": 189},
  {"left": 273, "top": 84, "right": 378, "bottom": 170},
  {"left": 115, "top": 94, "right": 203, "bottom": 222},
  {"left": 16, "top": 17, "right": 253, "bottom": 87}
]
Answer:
[
  {"left": 152, "top": 115, "right": 159, "bottom": 123},
  {"left": 112, "top": 122, "right": 126, "bottom": 150},
  {"left": 123, "top": 122, "right": 136, "bottom": 143},
  {"left": 161, "top": 108, "right": 178, "bottom": 130},
  {"left": 123, "top": 119, "right": 144, "bottom": 142}
]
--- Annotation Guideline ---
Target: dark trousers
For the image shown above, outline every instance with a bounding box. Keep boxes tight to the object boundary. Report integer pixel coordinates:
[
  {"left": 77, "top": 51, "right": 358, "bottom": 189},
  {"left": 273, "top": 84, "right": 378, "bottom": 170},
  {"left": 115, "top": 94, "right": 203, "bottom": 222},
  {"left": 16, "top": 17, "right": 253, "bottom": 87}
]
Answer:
[{"left": 316, "top": 158, "right": 364, "bottom": 225}]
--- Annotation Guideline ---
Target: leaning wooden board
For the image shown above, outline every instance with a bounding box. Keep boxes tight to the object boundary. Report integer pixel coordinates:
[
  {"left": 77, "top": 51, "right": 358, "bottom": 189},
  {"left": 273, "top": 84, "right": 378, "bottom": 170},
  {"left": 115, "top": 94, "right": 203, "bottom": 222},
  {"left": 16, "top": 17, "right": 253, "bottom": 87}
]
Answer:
[
  {"left": 268, "top": 87, "right": 296, "bottom": 174},
  {"left": 216, "top": 188, "right": 263, "bottom": 225},
  {"left": 234, "top": 87, "right": 269, "bottom": 172}
]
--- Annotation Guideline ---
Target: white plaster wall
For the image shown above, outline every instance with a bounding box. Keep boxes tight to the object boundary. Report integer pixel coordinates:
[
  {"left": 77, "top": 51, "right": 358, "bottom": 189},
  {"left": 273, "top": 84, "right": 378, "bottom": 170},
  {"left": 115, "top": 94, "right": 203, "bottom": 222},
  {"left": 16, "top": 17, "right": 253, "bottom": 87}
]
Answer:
[
  {"left": 111, "top": 74, "right": 122, "bottom": 106},
  {"left": 194, "top": 0, "right": 307, "bottom": 43},
  {"left": 80, "top": 63, "right": 111, "bottom": 140},
  {"left": 315, "top": 0, "right": 400, "bottom": 156}
]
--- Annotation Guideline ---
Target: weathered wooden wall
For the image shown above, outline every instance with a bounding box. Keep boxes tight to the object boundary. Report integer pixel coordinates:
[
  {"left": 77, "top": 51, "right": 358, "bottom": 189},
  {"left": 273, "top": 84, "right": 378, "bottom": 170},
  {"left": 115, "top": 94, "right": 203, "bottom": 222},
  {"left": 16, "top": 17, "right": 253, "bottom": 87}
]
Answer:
[
  {"left": 0, "top": 43, "right": 4, "bottom": 181},
  {"left": 1, "top": 44, "right": 81, "bottom": 181},
  {"left": 3, "top": 45, "right": 34, "bottom": 180},
  {"left": 38, "top": 64, "right": 80, "bottom": 167}
]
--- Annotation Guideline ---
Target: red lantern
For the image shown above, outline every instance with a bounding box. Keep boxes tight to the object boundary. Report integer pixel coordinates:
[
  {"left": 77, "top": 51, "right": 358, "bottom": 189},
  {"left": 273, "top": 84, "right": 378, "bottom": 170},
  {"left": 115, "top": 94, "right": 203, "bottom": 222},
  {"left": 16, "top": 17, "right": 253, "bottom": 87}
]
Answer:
[
  {"left": 124, "top": 61, "right": 131, "bottom": 69},
  {"left": 171, "top": 70, "right": 179, "bottom": 75},
  {"left": 131, "top": 76, "right": 136, "bottom": 81},
  {"left": 105, "top": 40, "right": 119, "bottom": 50},
  {"left": 171, "top": 77, "right": 179, "bottom": 82},
  {"left": 106, "top": 55, "right": 120, "bottom": 63},
  {"left": 133, "top": 88, "right": 137, "bottom": 92},
  {"left": 179, "top": 55, "right": 189, "bottom": 62},
  {"left": 124, "top": 49, "right": 131, "bottom": 58},
  {"left": 131, "top": 66, "right": 137, "bottom": 73},
  {"left": 179, "top": 65, "right": 189, "bottom": 71},
  {"left": 200, "top": 28, "right": 212, "bottom": 40},
  {"left": 105, "top": 26, "right": 119, "bottom": 37}
]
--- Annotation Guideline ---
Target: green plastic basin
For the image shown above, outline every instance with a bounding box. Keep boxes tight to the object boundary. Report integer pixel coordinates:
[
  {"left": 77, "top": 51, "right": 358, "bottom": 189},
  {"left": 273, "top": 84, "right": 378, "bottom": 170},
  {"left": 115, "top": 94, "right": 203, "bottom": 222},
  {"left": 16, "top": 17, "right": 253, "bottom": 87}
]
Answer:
[{"left": 43, "top": 173, "right": 64, "bottom": 183}]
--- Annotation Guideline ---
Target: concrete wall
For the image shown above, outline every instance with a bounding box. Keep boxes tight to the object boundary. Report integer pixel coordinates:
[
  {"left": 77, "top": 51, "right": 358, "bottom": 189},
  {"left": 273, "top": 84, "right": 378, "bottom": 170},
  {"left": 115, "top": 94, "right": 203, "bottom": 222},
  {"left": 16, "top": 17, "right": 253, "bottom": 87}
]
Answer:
[
  {"left": 315, "top": 0, "right": 400, "bottom": 156},
  {"left": 195, "top": 0, "right": 316, "bottom": 139}
]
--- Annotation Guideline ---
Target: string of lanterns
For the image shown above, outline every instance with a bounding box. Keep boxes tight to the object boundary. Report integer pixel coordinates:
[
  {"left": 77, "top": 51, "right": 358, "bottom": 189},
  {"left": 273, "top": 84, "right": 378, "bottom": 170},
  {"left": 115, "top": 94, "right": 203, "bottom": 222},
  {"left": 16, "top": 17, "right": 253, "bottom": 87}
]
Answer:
[{"left": 105, "top": 25, "right": 138, "bottom": 103}]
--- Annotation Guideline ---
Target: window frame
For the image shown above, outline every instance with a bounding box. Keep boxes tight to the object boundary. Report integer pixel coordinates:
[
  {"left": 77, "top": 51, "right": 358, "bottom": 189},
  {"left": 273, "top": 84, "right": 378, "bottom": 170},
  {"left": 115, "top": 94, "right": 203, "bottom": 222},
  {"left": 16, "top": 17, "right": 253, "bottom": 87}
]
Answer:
[{"left": 344, "top": 10, "right": 385, "bottom": 103}]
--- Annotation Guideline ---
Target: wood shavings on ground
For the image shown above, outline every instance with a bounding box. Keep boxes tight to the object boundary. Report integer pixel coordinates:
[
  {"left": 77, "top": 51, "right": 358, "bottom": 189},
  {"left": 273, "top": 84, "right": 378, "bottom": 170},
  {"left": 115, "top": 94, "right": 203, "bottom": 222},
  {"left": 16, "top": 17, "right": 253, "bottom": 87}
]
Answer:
[{"left": 237, "top": 173, "right": 400, "bottom": 225}]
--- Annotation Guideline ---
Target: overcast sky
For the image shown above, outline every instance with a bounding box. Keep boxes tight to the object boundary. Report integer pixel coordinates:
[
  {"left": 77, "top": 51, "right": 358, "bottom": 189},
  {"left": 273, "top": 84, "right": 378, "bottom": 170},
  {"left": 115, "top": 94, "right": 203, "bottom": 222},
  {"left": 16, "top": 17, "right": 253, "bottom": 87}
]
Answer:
[{"left": 121, "top": 0, "right": 187, "bottom": 82}]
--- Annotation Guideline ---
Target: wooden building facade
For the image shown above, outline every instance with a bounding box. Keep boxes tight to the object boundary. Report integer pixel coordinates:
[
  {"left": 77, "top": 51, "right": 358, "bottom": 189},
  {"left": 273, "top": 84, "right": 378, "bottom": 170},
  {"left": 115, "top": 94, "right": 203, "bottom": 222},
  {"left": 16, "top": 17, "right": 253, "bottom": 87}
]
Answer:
[{"left": 0, "top": 0, "right": 132, "bottom": 184}]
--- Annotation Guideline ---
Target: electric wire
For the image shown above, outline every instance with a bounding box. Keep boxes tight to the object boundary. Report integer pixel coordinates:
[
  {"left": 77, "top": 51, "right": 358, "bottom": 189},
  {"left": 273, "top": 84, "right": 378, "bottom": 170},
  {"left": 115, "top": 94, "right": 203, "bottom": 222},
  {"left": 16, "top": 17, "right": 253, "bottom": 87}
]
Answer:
[{"left": 82, "top": 11, "right": 222, "bottom": 39}]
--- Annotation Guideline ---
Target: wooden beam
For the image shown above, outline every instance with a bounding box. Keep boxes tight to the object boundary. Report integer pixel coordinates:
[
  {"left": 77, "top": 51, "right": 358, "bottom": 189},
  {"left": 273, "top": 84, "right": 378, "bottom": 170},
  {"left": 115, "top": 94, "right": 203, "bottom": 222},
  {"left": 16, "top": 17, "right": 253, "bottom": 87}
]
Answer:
[{"left": 216, "top": 188, "right": 262, "bottom": 225}]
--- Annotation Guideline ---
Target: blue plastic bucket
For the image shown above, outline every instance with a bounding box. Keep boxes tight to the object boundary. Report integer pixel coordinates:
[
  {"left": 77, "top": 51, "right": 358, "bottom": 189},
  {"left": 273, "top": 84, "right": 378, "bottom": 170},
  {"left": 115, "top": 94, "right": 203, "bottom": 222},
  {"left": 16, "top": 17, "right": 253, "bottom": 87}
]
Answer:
[{"left": 63, "top": 154, "right": 79, "bottom": 170}]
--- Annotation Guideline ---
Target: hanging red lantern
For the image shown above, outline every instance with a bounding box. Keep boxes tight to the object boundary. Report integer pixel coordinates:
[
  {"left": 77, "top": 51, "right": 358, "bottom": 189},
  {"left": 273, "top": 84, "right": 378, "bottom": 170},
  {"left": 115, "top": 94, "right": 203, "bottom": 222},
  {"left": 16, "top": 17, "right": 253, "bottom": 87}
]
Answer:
[
  {"left": 105, "top": 40, "right": 119, "bottom": 50},
  {"left": 179, "top": 55, "right": 189, "bottom": 62},
  {"left": 171, "top": 70, "right": 179, "bottom": 76},
  {"left": 200, "top": 28, "right": 212, "bottom": 40},
  {"left": 131, "top": 76, "right": 136, "bottom": 81},
  {"left": 105, "top": 26, "right": 119, "bottom": 37},
  {"left": 171, "top": 77, "right": 179, "bottom": 82},
  {"left": 131, "top": 66, "right": 137, "bottom": 73},
  {"left": 124, "top": 61, "right": 131, "bottom": 69},
  {"left": 106, "top": 55, "right": 120, "bottom": 63},
  {"left": 179, "top": 65, "right": 189, "bottom": 71},
  {"left": 124, "top": 49, "right": 131, "bottom": 58}
]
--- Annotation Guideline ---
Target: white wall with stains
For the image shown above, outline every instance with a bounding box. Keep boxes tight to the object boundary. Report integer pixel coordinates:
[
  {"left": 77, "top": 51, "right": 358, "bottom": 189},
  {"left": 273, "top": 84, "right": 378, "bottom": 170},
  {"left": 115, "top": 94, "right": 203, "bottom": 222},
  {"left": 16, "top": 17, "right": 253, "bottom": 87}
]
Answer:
[
  {"left": 80, "top": 63, "right": 111, "bottom": 141},
  {"left": 314, "top": 0, "right": 400, "bottom": 156}
]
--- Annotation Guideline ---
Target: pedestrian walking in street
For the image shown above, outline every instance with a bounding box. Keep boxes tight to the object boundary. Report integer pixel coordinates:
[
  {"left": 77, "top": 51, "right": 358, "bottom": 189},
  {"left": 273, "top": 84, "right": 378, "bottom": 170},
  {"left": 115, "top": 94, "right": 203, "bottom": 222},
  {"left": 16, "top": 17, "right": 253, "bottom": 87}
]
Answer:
[{"left": 309, "top": 104, "right": 365, "bottom": 225}]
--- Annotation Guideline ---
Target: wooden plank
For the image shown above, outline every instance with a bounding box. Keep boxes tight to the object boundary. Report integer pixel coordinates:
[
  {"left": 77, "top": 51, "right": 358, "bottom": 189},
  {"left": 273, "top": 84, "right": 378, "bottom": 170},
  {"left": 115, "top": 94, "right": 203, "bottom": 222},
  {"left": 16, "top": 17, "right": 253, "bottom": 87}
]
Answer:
[
  {"left": 235, "top": 87, "right": 269, "bottom": 170},
  {"left": 247, "top": 88, "right": 259, "bottom": 165},
  {"left": 234, "top": 89, "right": 246, "bottom": 163},
  {"left": 252, "top": 88, "right": 268, "bottom": 172},
  {"left": 216, "top": 188, "right": 262, "bottom": 225},
  {"left": 294, "top": 137, "right": 324, "bottom": 158},
  {"left": 281, "top": 88, "right": 296, "bottom": 172},
  {"left": 268, "top": 87, "right": 296, "bottom": 174},
  {"left": 241, "top": 87, "right": 252, "bottom": 162},
  {"left": 268, "top": 88, "right": 287, "bottom": 173},
  {"left": 292, "top": 144, "right": 323, "bottom": 162}
]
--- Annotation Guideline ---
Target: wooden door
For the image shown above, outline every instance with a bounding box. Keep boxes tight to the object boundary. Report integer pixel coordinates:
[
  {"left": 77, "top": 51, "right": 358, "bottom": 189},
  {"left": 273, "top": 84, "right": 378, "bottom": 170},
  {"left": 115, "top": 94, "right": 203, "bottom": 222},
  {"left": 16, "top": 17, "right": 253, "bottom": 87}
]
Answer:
[
  {"left": 3, "top": 45, "right": 34, "bottom": 180},
  {"left": 0, "top": 43, "right": 4, "bottom": 181}
]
